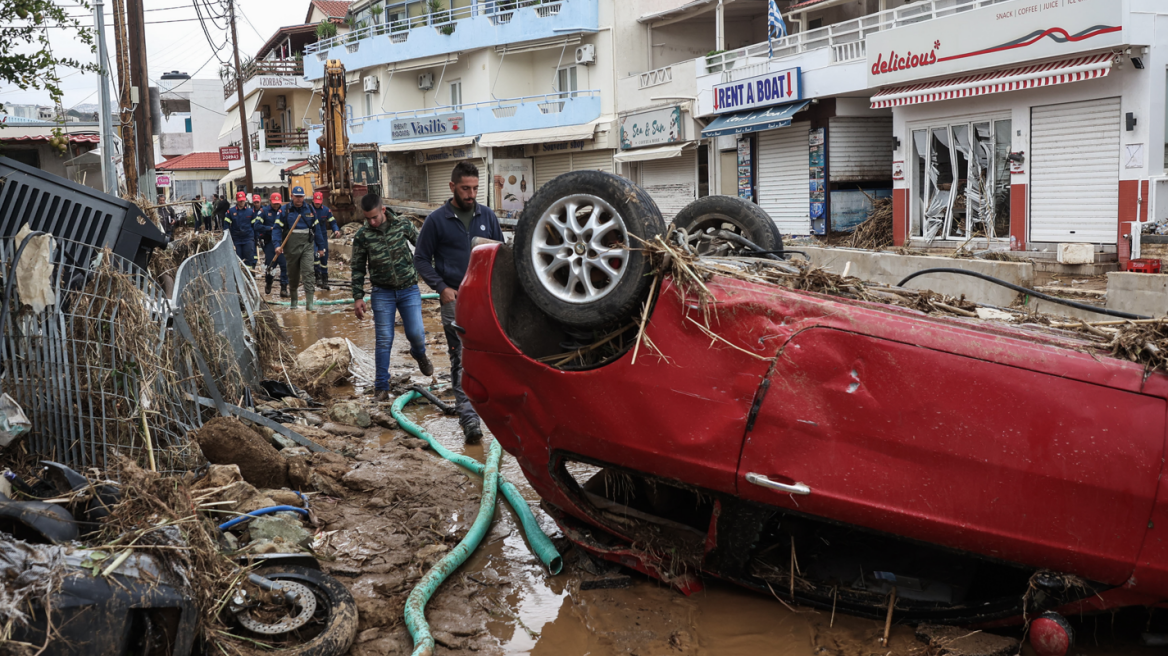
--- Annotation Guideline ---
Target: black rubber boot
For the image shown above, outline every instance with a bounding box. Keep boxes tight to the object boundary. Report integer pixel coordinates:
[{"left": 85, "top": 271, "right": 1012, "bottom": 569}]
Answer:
[
  {"left": 319, "top": 270, "right": 330, "bottom": 291},
  {"left": 280, "top": 285, "right": 289, "bottom": 298},
  {"left": 264, "top": 274, "right": 273, "bottom": 295}
]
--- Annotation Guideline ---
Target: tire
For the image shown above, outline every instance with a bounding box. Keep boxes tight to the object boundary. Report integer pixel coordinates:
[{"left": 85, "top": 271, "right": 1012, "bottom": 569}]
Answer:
[
  {"left": 239, "top": 565, "right": 359, "bottom": 656},
  {"left": 670, "top": 195, "right": 783, "bottom": 256},
  {"left": 514, "top": 170, "right": 666, "bottom": 329}
]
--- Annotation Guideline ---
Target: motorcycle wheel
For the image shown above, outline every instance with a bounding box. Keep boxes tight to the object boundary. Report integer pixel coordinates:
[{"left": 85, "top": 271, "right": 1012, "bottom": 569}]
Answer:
[{"left": 237, "top": 565, "right": 358, "bottom": 656}]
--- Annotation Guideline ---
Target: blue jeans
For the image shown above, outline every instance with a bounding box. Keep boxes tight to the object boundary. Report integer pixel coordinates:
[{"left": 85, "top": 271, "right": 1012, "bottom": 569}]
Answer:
[{"left": 371, "top": 285, "right": 427, "bottom": 391}]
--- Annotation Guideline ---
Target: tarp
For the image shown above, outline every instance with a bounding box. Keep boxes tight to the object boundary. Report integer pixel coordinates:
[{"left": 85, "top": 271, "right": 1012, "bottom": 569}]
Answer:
[
  {"left": 701, "top": 100, "right": 809, "bottom": 137},
  {"left": 612, "top": 142, "right": 695, "bottom": 163}
]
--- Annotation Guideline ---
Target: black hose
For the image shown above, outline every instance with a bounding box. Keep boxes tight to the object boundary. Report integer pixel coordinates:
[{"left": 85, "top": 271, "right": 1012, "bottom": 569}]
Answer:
[
  {"left": 896, "top": 267, "right": 1151, "bottom": 320},
  {"left": 0, "top": 231, "right": 49, "bottom": 335},
  {"left": 411, "top": 384, "right": 457, "bottom": 416}
]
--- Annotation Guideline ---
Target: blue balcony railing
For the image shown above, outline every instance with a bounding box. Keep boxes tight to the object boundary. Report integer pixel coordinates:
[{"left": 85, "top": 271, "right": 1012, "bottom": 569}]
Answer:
[
  {"left": 304, "top": 0, "right": 598, "bottom": 78},
  {"left": 308, "top": 90, "right": 601, "bottom": 147}
]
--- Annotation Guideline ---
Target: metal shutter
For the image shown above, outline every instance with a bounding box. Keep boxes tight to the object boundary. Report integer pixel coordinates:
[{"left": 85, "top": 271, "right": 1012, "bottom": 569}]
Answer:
[
  {"left": 757, "top": 123, "right": 811, "bottom": 236},
  {"left": 1030, "top": 97, "right": 1120, "bottom": 243},
  {"left": 828, "top": 117, "right": 893, "bottom": 182},
  {"left": 535, "top": 154, "right": 572, "bottom": 191},
  {"left": 641, "top": 148, "right": 696, "bottom": 220},
  {"left": 572, "top": 149, "right": 614, "bottom": 173},
  {"left": 427, "top": 159, "right": 487, "bottom": 206}
]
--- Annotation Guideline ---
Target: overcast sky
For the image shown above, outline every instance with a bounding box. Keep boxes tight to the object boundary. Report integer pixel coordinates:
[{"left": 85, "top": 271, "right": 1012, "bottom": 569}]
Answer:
[{"left": 1, "top": 0, "right": 310, "bottom": 110}]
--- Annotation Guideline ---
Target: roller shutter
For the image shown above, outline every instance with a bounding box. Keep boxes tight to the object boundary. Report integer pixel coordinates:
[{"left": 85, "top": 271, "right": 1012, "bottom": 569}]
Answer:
[
  {"left": 534, "top": 154, "right": 572, "bottom": 191},
  {"left": 572, "top": 149, "right": 614, "bottom": 173},
  {"left": 427, "top": 159, "right": 487, "bottom": 206},
  {"left": 757, "top": 123, "right": 810, "bottom": 236},
  {"left": 640, "top": 148, "right": 696, "bottom": 220},
  {"left": 1030, "top": 97, "right": 1120, "bottom": 243},
  {"left": 828, "top": 116, "right": 893, "bottom": 182}
]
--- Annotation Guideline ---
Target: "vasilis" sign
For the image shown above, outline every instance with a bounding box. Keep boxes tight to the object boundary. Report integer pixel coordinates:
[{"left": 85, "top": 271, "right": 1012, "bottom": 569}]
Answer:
[
  {"left": 712, "top": 67, "right": 801, "bottom": 114},
  {"left": 391, "top": 112, "right": 466, "bottom": 140}
]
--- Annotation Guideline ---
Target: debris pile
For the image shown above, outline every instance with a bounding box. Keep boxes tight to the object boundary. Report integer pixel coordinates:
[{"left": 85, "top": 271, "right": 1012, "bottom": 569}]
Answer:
[{"left": 848, "top": 195, "right": 894, "bottom": 250}]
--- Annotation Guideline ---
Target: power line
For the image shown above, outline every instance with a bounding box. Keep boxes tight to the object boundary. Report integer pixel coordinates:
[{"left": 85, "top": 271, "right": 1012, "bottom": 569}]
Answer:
[{"left": 237, "top": 3, "right": 265, "bottom": 41}]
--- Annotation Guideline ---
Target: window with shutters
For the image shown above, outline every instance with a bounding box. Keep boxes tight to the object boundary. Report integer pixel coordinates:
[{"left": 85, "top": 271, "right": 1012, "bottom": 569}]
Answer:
[{"left": 910, "top": 116, "right": 1011, "bottom": 242}]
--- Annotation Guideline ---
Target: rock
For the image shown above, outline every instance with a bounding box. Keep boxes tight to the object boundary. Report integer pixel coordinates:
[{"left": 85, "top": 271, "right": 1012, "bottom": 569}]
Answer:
[
  {"left": 303, "top": 413, "right": 324, "bottom": 426},
  {"left": 248, "top": 512, "right": 313, "bottom": 549},
  {"left": 281, "top": 446, "right": 311, "bottom": 458},
  {"left": 269, "top": 431, "right": 300, "bottom": 450},
  {"left": 287, "top": 457, "right": 312, "bottom": 490},
  {"left": 191, "top": 464, "right": 242, "bottom": 490},
  {"left": 218, "top": 481, "right": 278, "bottom": 514},
  {"left": 915, "top": 624, "right": 1019, "bottom": 656},
  {"left": 311, "top": 452, "right": 350, "bottom": 479},
  {"left": 322, "top": 422, "right": 366, "bottom": 437},
  {"left": 222, "top": 532, "right": 239, "bottom": 551},
  {"left": 247, "top": 536, "right": 300, "bottom": 554},
  {"left": 297, "top": 338, "right": 351, "bottom": 388},
  {"left": 282, "top": 396, "right": 306, "bottom": 408},
  {"left": 433, "top": 631, "right": 465, "bottom": 650},
  {"left": 263, "top": 489, "right": 305, "bottom": 507},
  {"left": 369, "top": 410, "right": 398, "bottom": 429},
  {"left": 311, "top": 471, "right": 348, "bottom": 498},
  {"left": 283, "top": 423, "right": 332, "bottom": 443},
  {"left": 330, "top": 402, "right": 371, "bottom": 428},
  {"left": 342, "top": 464, "right": 385, "bottom": 492},
  {"left": 397, "top": 437, "right": 430, "bottom": 451},
  {"left": 193, "top": 417, "right": 288, "bottom": 488}
]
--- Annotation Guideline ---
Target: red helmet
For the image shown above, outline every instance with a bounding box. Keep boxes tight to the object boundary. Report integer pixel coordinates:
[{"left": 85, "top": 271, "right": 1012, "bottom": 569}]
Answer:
[
  {"left": 313, "top": 191, "right": 324, "bottom": 203},
  {"left": 270, "top": 193, "right": 282, "bottom": 204},
  {"left": 235, "top": 191, "right": 247, "bottom": 202},
  {"left": 251, "top": 194, "right": 261, "bottom": 203}
]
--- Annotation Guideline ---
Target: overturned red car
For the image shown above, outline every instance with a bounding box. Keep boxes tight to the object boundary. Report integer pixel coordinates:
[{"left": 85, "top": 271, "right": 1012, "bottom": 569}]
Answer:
[{"left": 456, "top": 171, "right": 1168, "bottom": 641}]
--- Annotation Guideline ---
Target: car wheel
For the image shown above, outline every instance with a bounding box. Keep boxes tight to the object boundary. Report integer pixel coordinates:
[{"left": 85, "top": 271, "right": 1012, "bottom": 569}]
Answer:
[
  {"left": 670, "top": 195, "right": 783, "bottom": 256},
  {"left": 514, "top": 170, "right": 666, "bottom": 329}
]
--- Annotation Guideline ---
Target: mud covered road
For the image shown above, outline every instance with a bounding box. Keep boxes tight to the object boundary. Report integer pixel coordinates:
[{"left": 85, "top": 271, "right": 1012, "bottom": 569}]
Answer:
[{"left": 269, "top": 264, "right": 1158, "bottom": 656}]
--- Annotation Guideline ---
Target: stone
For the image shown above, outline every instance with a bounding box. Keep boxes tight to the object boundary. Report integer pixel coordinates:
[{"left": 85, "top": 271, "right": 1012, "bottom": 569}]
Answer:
[
  {"left": 287, "top": 457, "right": 312, "bottom": 490},
  {"left": 281, "top": 446, "right": 311, "bottom": 458},
  {"left": 191, "top": 464, "right": 242, "bottom": 490},
  {"left": 269, "top": 431, "right": 300, "bottom": 450},
  {"left": 342, "top": 464, "right": 384, "bottom": 492},
  {"left": 263, "top": 489, "right": 305, "bottom": 507},
  {"left": 322, "top": 422, "right": 366, "bottom": 437},
  {"left": 247, "top": 512, "right": 313, "bottom": 549},
  {"left": 296, "top": 338, "right": 351, "bottom": 388},
  {"left": 330, "top": 402, "right": 372, "bottom": 428}
]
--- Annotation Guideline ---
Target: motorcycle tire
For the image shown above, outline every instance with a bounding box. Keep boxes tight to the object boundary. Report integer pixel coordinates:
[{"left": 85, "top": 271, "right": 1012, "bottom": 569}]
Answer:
[
  {"left": 514, "top": 170, "right": 666, "bottom": 329},
  {"left": 242, "top": 565, "right": 358, "bottom": 656},
  {"left": 670, "top": 195, "right": 784, "bottom": 256}
]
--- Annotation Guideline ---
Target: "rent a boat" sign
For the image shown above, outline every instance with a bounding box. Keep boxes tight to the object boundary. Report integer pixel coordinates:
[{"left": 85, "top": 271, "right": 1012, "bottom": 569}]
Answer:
[{"left": 712, "top": 67, "right": 801, "bottom": 114}]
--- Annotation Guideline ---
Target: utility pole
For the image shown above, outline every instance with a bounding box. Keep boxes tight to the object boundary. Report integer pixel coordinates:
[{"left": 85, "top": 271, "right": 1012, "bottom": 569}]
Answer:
[
  {"left": 228, "top": 0, "right": 254, "bottom": 193},
  {"left": 126, "top": 0, "right": 156, "bottom": 196},
  {"left": 111, "top": 0, "right": 137, "bottom": 196},
  {"left": 94, "top": 0, "right": 118, "bottom": 194}
]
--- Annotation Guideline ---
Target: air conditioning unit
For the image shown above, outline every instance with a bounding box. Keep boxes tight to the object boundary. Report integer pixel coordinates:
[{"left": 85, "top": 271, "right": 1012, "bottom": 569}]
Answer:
[
  {"left": 276, "top": 95, "right": 287, "bottom": 110},
  {"left": 418, "top": 73, "right": 434, "bottom": 90},
  {"left": 363, "top": 75, "right": 379, "bottom": 92},
  {"left": 575, "top": 44, "right": 596, "bottom": 65}
]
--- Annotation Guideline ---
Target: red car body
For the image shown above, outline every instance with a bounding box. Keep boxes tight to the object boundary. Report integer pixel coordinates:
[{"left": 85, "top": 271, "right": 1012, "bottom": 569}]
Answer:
[{"left": 458, "top": 243, "right": 1168, "bottom": 621}]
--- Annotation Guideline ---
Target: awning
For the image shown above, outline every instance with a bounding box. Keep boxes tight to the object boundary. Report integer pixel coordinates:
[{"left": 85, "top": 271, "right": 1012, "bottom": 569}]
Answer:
[
  {"left": 476, "top": 121, "right": 600, "bottom": 148},
  {"left": 701, "top": 100, "right": 810, "bottom": 137},
  {"left": 870, "top": 52, "right": 1114, "bottom": 109},
  {"left": 218, "top": 92, "right": 263, "bottom": 139},
  {"left": 378, "top": 135, "right": 476, "bottom": 153},
  {"left": 219, "top": 161, "right": 288, "bottom": 187},
  {"left": 613, "top": 142, "right": 695, "bottom": 163}
]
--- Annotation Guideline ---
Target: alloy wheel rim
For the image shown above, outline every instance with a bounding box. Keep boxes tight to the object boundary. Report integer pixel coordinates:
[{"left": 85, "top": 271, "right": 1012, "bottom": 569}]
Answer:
[{"left": 531, "top": 194, "right": 629, "bottom": 303}]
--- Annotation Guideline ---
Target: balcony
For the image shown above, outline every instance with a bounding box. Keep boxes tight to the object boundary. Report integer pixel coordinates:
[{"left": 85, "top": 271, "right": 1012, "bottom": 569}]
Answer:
[
  {"left": 616, "top": 62, "right": 698, "bottom": 116},
  {"left": 264, "top": 130, "right": 309, "bottom": 149},
  {"left": 223, "top": 59, "right": 306, "bottom": 99},
  {"left": 311, "top": 90, "right": 601, "bottom": 148},
  {"left": 701, "top": 0, "right": 1013, "bottom": 75},
  {"left": 303, "top": 0, "right": 598, "bottom": 79}
]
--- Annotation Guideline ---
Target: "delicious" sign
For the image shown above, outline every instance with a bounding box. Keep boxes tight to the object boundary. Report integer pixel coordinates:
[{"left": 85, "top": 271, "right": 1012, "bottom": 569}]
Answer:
[{"left": 712, "top": 67, "right": 801, "bottom": 115}]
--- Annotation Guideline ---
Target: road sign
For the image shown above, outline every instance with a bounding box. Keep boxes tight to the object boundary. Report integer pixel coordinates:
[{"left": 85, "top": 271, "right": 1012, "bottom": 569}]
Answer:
[{"left": 219, "top": 146, "right": 241, "bottom": 161}]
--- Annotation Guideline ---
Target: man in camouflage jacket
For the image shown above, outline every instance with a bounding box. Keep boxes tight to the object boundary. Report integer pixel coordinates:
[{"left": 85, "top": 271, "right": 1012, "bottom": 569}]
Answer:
[{"left": 351, "top": 193, "right": 433, "bottom": 400}]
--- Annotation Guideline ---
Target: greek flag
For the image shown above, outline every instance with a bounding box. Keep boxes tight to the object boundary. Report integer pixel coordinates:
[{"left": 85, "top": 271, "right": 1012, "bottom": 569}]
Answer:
[{"left": 767, "top": 0, "right": 787, "bottom": 58}]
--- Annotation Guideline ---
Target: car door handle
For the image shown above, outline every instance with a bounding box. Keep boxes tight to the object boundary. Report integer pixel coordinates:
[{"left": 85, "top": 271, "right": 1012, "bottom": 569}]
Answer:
[{"left": 746, "top": 473, "right": 811, "bottom": 496}]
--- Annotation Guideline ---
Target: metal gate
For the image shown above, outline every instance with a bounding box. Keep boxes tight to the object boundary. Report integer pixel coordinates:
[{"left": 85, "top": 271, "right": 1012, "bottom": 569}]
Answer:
[{"left": 757, "top": 123, "right": 811, "bottom": 237}]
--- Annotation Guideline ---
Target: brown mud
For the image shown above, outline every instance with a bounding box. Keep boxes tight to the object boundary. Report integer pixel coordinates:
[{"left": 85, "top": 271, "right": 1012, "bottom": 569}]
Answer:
[{"left": 265, "top": 260, "right": 1156, "bottom": 656}]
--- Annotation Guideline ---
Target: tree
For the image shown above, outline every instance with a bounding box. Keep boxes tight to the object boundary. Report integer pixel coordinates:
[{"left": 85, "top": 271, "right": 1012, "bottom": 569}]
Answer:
[{"left": 0, "top": 0, "right": 98, "bottom": 117}]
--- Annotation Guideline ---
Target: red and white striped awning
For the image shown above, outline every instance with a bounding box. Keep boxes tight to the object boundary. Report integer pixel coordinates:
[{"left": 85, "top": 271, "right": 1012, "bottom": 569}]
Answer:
[{"left": 870, "top": 53, "right": 1115, "bottom": 109}]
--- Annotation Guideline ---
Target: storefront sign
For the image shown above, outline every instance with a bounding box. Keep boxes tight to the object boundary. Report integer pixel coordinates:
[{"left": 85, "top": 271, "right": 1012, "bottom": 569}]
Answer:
[
  {"left": 256, "top": 76, "right": 304, "bottom": 88},
  {"left": 529, "top": 140, "right": 588, "bottom": 156},
  {"left": 493, "top": 158, "right": 533, "bottom": 215},
  {"left": 155, "top": 174, "right": 171, "bottom": 188},
  {"left": 892, "top": 161, "right": 904, "bottom": 180},
  {"left": 269, "top": 154, "right": 288, "bottom": 165},
  {"left": 219, "top": 146, "right": 241, "bottom": 161},
  {"left": 866, "top": 0, "right": 1122, "bottom": 86},
  {"left": 415, "top": 146, "right": 474, "bottom": 165},
  {"left": 713, "top": 67, "right": 801, "bottom": 114},
  {"left": 619, "top": 106, "right": 683, "bottom": 150},
  {"left": 391, "top": 113, "right": 465, "bottom": 140}
]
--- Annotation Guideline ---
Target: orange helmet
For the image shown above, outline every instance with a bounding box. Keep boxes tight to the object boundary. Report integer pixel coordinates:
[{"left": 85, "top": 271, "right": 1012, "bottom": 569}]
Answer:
[
  {"left": 270, "top": 193, "right": 282, "bottom": 204},
  {"left": 313, "top": 191, "right": 324, "bottom": 203},
  {"left": 251, "top": 194, "right": 261, "bottom": 203},
  {"left": 235, "top": 191, "right": 247, "bottom": 202}
]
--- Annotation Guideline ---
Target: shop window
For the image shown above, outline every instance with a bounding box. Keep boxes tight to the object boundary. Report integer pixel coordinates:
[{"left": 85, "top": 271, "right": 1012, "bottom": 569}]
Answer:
[{"left": 911, "top": 118, "right": 1012, "bottom": 242}]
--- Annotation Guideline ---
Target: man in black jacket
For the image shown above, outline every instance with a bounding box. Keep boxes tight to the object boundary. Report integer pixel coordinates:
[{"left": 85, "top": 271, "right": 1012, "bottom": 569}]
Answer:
[{"left": 414, "top": 161, "right": 504, "bottom": 442}]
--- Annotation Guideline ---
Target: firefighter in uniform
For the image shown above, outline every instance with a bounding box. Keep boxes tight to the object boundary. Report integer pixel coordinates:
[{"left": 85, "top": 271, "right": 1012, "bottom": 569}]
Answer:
[
  {"left": 312, "top": 191, "right": 342, "bottom": 291},
  {"left": 224, "top": 191, "right": 258, "bottom": 267},
  {"left": 258, "top": 193, "right": 289, "bottom": 297},
  {"left": 273, "top": 186, "right": 325, "bottom": 310}
]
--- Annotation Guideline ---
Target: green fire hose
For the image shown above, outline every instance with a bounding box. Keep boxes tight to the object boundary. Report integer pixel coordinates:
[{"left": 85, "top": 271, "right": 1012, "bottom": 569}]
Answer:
[
  {"left": 391, "top": 391, "right": 563, "bottom": 575},
  {"left": 405, "top": 439, "right": 502, "bottom": 656},
  {"left": 270, "top": 292, "right": 439, "bottom": 307}
]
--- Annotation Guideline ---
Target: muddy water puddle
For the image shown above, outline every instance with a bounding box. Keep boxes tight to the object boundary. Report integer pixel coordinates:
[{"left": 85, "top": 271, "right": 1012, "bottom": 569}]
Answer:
[{"left": 271, "top": 283, "right": 1151, "bottom": 656}]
